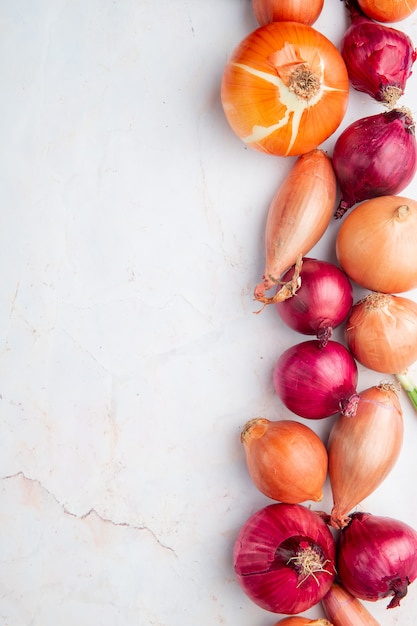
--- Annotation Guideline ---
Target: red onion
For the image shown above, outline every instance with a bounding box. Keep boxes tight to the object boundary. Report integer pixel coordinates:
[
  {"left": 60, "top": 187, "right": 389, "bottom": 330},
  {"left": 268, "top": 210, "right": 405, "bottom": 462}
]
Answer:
[
  {"left": 333, "top": 108, "right": 417, "bottom": 218},
  {"left": 337, "top": 511, "right": 417, "bottom": 609},
  {"left": 276, "top": 258, "right": 353, "bottom": 347},
  {"left": 273, "top": 339, "right": 359, "bottom": 419},
  {"left": 341, "top": 0, "right": 416, "bottom": 107},
  {"left": 233, "top": 503, "right": 336, "bottom": 614}
]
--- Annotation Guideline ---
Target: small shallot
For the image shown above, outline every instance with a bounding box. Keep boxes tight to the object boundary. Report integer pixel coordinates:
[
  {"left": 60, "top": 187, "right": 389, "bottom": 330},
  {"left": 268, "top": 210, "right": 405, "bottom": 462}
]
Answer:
[
  {"left": 254, "top": 150, "right": 336, "bottom": 307},
  {"left": 241, "top": 417, "right": 328, "bottom": 504},
  {"left": 322, "top": 583, "right": 381, "bottom": 625},
  {"left": 337, "top": 512, "right": 417, "bottom": 609},
  {"left": 234, "top": 503, "right": 336, "bottom": 614},
  {"left": 276, "top": 258, "right": 353, "bottom": 347},
  {"left": 341, "top": 0, "right": 416, "bottom": 107},
  {"left": 328, "top": 382, "right": 403, "bottom": 529},
  {"left": 332, "top": 108, "right": 417, "bottom": 218},
  {"left": 273, "top": 340, "right": 359, "bottom": 420}
]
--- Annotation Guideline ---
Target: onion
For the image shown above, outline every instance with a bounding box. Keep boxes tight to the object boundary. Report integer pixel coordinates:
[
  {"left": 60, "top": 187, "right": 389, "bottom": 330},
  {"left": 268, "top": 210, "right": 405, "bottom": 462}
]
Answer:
[
  {"left": 221, "top": 22, "right": 349, "bottom": 156},
  {"left": 322, "top": 583, "right": 382, "bottom": 625},
  {"left": 345, "top": 293, "right": 417, "bottom": 412},
  {"left": 241, "top": 418, "right": 328, "bottom": 504},
  {"left": 328, "top": 382, "right": 403, "bottom": 529},
  {"left": 341, "top": 0, "right": 416, "bottom": 107},
  {"left": 345, "top": 293, "right": 417, "bottom": 374},
  {"left": 332, "top": 108, "right": 417, "bottom": 218},
  {"left": 336, "top": 195, "right": 417, "bottom": 294},
  {"left": 274, "top": 618, "right": 333, "bottom": 626},
  {"left": 252, "top": 0, "right": 324, "bottom": 25},
  {"left": 254, "top": 150, "right": 336, "bottom": 308},
  {"left": 337, "top": 512, "right": 417, "bottom": 609},
  {"left": 276, "top": 258, "right": 353, "bottom": 347},
  {"left": 357, "top": 0, "right": 417, "bottom": 22},
  {"left": 273, "top": 340, "right": 359, "bottom": 420},
  {"left": 233, "top": 503, "right": 336, "bottom": 614}
]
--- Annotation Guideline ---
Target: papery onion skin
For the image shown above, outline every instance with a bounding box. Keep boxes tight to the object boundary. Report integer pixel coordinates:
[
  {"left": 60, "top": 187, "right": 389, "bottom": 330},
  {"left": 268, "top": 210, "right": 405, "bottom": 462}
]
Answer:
[
  {"left": 273, "top": 340, "right": 359, "bottom": 419},
  {"left": 337, "top": 512, "right": 417, "bottom": 609},
  {"left": 322, "top": 583, "right": 381, "bottom": 625},
  {"left": 241, "top": 418, "right": 328, "bottom": 503},
  {"left": 336, "top": 196, "right": 417, "bottom": 293},
  {"left": 276, "top": 258, "right": 353, "bottom": 346},
  {"left": 274, "top": 617, "right": 334, "bottom": 625},
  {"left": 221, "top": 22, "right": 349, "bottom": 156},
  {"left": 341, "top": 0, "right": 416, "bottom": 106},
  {"left": 254, "top": 151, "right": 336, "bottom": 307},
  {"left": 234, "top": 503, "right": 336, "bottom": 614},
  {"left": 357, "top": 0, "right": 417, "bottom": 22},
  {"left": 252, "top": 0, "right": 324, "bottom": 25},
  {"left": 345, "top": 293, "right": 417, "bottom": 374},
  {"left": 328, "top": 382, "right": 403, "bottom": 530},
  {"left": 332, "top": 109, "right": 417, "bottom": 218}
]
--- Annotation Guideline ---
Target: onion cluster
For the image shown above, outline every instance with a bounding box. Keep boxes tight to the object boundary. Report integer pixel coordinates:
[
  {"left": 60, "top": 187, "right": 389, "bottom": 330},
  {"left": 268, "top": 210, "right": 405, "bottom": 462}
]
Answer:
[{"left": 219, "top": 0, "right": 417, "bottom": 623}]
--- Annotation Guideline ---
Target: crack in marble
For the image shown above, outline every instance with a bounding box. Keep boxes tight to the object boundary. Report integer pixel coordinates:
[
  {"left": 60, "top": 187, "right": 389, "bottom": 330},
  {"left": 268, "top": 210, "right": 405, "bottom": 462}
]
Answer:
[{"left": 1, "top": 471, "right": 177, "bottom": 557}]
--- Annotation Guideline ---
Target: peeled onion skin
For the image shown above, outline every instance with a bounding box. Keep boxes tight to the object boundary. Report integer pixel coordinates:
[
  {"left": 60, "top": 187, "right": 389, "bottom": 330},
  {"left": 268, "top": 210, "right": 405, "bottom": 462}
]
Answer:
[
  {"left": 241, "top": 418, "right": 328, "bottom": 504},
  {"left": 337, "top": 512, "right": 417, "bottom": 609},
  {"left": 328, "top": 382, "right": 403, "bottom": 530},
  {"left": 322, "top": 583, "right": 381, "bottom": 625},
  {"left": 233, "top": 503, "right": 336, "bottom": 614},
  {"left": 336, "top": 196, "right": 417, "bottom": 294},
  {"left": 252, "top": 0, "right": 324, "bottom": 25}
]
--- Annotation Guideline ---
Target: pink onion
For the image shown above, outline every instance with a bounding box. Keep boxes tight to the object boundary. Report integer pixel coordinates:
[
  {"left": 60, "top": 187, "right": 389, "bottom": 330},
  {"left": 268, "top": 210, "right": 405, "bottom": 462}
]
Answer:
[
  {"left": 273, "top": 340, "right": 359, "bottom": 419},
  {"left": 233, "top": 503, "right": 336, "bottom": 614},
  {"left": 333, "top": 108, "right": 417, "bottom": 218},
  {"left": 276, "top": 258, "right": 353, "bottom": 347},
  {"left": 337, "top": 511, "right": 417, "bottom": 609},
  {"left": 341, "top": 0, "right": 416, "bottom": 107}
]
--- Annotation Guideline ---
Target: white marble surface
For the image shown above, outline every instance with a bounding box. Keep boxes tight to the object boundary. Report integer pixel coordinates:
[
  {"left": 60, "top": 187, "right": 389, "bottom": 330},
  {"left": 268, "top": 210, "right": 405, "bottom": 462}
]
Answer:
[{"left": 2, "top": 1, "right": 417, "bottom": 624}]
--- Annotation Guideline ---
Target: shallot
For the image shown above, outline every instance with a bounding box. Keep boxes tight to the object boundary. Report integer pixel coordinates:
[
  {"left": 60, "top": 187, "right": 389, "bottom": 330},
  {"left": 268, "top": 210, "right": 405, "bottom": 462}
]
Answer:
[
  {"left": 322, "top": 583, "right": 381, "bottom": 625},
  {"left": 328, "top": 382, "right": 403, "bottom": 529},
  {"left": 254, "top": 150, "right": 336, "bottom": 307},
  {"left": 241, "top": 417, "right": 328, "bottom": 504}
]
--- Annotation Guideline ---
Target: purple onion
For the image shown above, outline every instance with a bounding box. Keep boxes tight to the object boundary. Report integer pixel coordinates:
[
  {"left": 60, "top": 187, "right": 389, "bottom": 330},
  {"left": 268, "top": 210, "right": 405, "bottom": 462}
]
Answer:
[
  {"left": 273, "top": 339, "right": 359, "bottom": 419},
  {"left": 332, "top": 108, "right": 417, "bottom": 218},
  {"left": 276, "top": 258, "right": 353, "bottom": 347},
  {"left": 337, "top": 511, "right": 417, "bottom": 609},
  {"left": 341, "top": 0, "right": 416, "bottom": 106}
]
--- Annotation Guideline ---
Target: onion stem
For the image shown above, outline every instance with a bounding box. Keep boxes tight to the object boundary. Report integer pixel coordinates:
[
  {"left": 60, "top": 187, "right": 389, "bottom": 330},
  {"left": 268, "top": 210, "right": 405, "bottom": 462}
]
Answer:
[{"left": 395, "top": 369, "right": 417, "bottom": 412}]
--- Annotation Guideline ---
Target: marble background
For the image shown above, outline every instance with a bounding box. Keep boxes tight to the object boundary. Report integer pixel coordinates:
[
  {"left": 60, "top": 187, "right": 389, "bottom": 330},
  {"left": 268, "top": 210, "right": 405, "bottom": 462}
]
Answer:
[{"left": 2, "top": 1, "right": 417, "bottom": 624}]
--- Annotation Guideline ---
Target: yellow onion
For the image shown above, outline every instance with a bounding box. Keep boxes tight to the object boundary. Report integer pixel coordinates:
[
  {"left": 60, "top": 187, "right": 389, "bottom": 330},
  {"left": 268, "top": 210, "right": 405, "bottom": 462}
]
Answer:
[
  {"left": 252, "top": 0, "right": 324, "bottom": 26},
  {"left": 336, "top": 195, "right": 417, "bottom": 294},
  {"left": 241, "top": 418, "right": 328, "bottom": 503},
  {"left": 322, "top": 583, "right": 381, "bottom": 625},
  {"left": 345, "top": 292, "right": 417, "bottom": 374},
  {"left": 274, "top": 618, "right": 334, "bottom": 625},
  {"left": 328, "top": 382, "right": 403, "bottom": 529}
]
